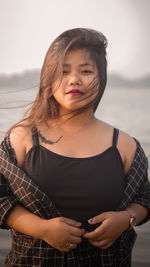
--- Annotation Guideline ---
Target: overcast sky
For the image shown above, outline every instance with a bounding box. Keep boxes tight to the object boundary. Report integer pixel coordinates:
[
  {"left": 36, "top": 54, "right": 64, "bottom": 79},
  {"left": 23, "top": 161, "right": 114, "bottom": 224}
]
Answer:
[{"left": 0, "top": 0, "right": 150, "bottom": 78}]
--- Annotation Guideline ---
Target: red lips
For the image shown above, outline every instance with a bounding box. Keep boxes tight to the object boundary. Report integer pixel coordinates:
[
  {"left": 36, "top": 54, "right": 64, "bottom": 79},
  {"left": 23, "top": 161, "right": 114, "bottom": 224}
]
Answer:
[{"left": 66, "top": 89, "right": 83, "bottom": 95}]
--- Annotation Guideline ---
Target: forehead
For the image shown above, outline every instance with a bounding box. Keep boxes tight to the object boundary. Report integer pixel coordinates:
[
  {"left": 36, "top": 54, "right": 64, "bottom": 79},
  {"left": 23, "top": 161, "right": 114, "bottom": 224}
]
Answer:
[{"left": 64, "top": 48, "right": 95, "bottom": 65}]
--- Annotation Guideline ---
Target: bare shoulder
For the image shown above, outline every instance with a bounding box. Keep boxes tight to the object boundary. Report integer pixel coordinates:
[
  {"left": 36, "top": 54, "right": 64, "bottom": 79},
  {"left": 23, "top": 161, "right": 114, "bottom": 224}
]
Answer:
[
  {"left": 10, "top": 121, "right": 32, "bottom": 167},
  {"left": 118, "top": 130, "right": 137, "bottom": 175},
  {"left": 92, "top": 119, "right": 137, "bottom": 175}
]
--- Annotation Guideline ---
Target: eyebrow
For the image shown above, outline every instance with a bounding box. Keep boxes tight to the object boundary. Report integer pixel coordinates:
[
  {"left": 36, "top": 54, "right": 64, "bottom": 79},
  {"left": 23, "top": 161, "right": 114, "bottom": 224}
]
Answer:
[{"left": 63, "top": 63, "right": 95, "bottom": 67}]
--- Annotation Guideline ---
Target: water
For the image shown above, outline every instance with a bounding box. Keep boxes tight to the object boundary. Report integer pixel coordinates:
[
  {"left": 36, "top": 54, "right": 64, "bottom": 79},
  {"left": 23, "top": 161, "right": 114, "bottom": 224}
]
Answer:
[{"left": 0, "top": 87, "right": 150, "bottom": 266}]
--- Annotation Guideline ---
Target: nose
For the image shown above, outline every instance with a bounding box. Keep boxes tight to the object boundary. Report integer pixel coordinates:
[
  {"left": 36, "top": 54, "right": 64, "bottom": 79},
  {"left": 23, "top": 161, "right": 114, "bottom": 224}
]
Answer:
[{"left": 68, "top": 72, "right": 81, "bottom": 85}]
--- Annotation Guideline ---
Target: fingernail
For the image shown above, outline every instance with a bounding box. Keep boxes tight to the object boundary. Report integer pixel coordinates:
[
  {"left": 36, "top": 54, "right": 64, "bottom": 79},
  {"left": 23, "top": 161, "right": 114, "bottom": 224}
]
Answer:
[
  {"left": 76, "top": 222, "right": 82, "bottom": 226},
  {"left": 88, "top": 219, "right": 94, "bottom": 224}
]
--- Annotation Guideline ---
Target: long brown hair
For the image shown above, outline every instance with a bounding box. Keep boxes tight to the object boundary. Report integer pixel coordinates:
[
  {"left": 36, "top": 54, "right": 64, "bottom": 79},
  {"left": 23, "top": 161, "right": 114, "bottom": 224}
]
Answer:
[{"left": 8, "top": 28, "right": 108, "bottom": 133}]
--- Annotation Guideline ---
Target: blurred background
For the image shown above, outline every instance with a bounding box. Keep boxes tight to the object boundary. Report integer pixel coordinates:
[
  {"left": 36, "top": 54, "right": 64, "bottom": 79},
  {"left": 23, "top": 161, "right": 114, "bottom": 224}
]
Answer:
[{"left": 0, "top": 0, "right": 150, "bottom": 266}]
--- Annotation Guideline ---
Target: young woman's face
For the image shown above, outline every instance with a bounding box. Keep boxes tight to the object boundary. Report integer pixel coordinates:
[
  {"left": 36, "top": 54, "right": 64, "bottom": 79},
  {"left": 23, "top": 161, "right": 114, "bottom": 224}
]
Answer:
[{"left": 52, "top": 48, "right": 99, "bottom": 114}]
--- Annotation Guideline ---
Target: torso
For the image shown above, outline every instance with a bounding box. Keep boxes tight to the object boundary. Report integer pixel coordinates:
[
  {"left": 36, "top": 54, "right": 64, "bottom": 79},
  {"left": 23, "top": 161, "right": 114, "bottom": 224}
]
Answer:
[
  {"left": 21, "top": 127, "right": 125, "bottom": 231},
  {"left": 10, "top": 118, "right": 137, "bottom": 231}
]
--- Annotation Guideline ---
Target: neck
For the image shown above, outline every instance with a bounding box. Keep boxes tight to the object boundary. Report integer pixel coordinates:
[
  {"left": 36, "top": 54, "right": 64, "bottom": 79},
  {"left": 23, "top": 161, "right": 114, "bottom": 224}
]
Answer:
[{"left": 49, "top": 108, "right": 96, "bottom": 131}]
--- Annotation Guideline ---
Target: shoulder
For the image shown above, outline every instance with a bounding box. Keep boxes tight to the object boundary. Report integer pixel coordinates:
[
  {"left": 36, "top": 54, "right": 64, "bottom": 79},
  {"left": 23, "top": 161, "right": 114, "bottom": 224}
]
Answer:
[
  {"left": 117, "top": 130, "right": 137, "bottom": 175},
  {"left": 92, "top": 119, "right": 137, "bottom": 175},
  {"left": 95, "top": 120, "right": 137, "bottom": 175},
  {"left": 9, "top": 121, "right": 32, "bottom": 167}
]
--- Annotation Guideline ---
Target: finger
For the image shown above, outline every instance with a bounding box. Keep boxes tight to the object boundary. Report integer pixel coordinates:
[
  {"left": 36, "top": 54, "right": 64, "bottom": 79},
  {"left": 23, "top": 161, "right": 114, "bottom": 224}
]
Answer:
[
  {"left": 62, "top": 217, "right": 82, "bottom": 227},
  {"left": 70, "top": 226, "right": 85, "bottom": 237},
  {"left": 88, "top": 213, "right": 107, "bottom": 225},
  {"left": 83, "top": 225, "right": 105, "bottom": 240},
  {"left": 89, "top": 239, "right": 113, "bottom": 249},
  {"left": 70, "top": 235, "right": 82, "bottom": 245},
  {"left": 83, "top": 231, "right": 99, "bottom": 240},
  {"left": 63, "top": 242, "right": 78, "bottom": 251}
]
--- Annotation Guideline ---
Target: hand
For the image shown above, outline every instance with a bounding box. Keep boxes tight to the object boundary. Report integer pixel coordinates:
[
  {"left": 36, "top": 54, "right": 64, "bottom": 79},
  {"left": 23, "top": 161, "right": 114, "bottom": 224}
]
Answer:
[
  {"left": 40, "top": 217, "right": 85, "bottom": 252},
  {"left": 83, "top": 211, "right": 130, "bottom": 249}
]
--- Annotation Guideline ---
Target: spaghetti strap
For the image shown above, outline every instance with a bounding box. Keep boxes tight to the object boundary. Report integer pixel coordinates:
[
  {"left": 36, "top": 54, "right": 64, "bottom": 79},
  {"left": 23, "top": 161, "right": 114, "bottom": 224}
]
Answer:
[
  {"left": 113, "top": 128, "right": 119, "bottom": 147},
  {"left": 32, "top": 129, "right": 39, "bottom": 147}
]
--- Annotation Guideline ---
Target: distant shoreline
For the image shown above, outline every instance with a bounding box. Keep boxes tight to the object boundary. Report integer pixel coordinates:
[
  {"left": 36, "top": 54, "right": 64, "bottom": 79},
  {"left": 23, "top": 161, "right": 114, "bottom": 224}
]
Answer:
[{"left": 0, "top": 70, "right": 150, "bottom": 89}]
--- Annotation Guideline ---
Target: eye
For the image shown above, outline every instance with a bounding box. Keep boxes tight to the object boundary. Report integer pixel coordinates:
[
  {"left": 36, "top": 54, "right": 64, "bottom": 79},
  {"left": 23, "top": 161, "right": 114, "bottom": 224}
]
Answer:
[
  {"left": 82, "top": 70, "right": 93, "bottom": 74},
  {"left": 62, "top": 70, "right": 69, "bottom": 75}
]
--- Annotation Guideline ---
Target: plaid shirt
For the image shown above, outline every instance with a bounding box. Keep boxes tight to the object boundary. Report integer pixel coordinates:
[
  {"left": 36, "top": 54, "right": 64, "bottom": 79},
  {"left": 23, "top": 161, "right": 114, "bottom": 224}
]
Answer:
[{"left": 0, "top": 136, "right": 150, "bottom": 267}]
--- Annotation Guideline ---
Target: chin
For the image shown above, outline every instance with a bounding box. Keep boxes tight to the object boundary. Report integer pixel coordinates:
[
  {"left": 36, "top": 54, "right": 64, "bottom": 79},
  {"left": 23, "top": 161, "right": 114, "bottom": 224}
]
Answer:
[
  {"left": 60, "top": 104, "right": 92, "bottom": 116},
  {"left": 63, "top": 102, "right": 88, "bottom": 112}
]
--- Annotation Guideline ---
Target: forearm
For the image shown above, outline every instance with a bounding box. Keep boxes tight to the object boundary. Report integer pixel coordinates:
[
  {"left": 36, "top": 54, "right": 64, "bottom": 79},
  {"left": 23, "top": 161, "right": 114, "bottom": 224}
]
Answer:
[
  {"left": 125, "top": 202, "right": 148, "bottom": 227},
  {"left": 6, "top": 204, "right": 44, "bottom": 239},
  {"left": 6, "top": 204, "right": 85, "bottom": 252}
]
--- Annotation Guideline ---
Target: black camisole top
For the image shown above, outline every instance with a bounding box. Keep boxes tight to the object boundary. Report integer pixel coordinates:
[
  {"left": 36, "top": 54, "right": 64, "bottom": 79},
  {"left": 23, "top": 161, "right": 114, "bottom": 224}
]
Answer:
[{"left": 22, "top": 128, "right": 125, "bottom": 231}]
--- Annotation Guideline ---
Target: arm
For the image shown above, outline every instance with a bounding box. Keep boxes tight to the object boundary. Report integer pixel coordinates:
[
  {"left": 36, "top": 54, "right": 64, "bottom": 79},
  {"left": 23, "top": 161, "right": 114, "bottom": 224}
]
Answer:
[
  {"left": 120, "top": 133, "right": 149, "bottom": 225},
  {"left": 1, "top": 127, "right": 85, "bottom": 251},
  {"left": 0, "top": 126, "right": 27, "bottom": 229},
  {"left": 6, "top": 204, "right": 84, "bottom": 252},
  {"left": 124, "top": 138, "right": 150, "bottom": 225},
  {"left": 83, "top": 204, "right": 148, "bottom": 250},
  {"left": 0, "top": 173, "right": 18, "bottom": 229},
  {"left": 125, "top": 203, "right": 148, "bottom": 227}
]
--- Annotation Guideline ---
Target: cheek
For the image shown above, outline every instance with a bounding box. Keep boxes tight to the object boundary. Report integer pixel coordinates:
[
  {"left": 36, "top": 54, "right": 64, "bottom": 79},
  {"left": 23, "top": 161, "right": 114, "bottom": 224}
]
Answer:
[
  {"left": 85, "top": 76, "right": 98, "bottom": 92},
  {"left": 51, "top": 86, "right": 61, "bottom": 99},
  {"left": 52, "top": 78, "right": 67, "bottom": 95},
  {"left": 52, "top": 87, "right": 66, "bottom": 105}
]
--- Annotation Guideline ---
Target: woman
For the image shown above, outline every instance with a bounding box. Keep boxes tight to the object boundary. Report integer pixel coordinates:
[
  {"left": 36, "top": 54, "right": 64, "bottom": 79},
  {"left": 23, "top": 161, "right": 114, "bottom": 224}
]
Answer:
[{"left": 0, "top": 28, "right": 150, "bottom": 266}]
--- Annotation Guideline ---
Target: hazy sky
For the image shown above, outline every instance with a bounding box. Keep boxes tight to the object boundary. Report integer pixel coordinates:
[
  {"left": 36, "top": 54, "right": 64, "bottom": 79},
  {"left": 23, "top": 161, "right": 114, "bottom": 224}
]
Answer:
[{"left": 0, "top": 0, "right": 149, "bottom": 78}]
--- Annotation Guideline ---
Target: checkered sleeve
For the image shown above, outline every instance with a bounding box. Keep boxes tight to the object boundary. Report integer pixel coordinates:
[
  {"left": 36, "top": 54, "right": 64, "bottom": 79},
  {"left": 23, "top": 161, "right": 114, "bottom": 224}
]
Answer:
[
  {"left": 0, "top": 173, "right": 18, "bottom": 229},
  {"left": 0, "top": 136, "right": 18, "bottom": 229},
  {"left": 126, "top": 139, "right": 150, "bottom": 225},
  {"left": 132, "top": 158, "right": 150, "bottom": 225}
]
